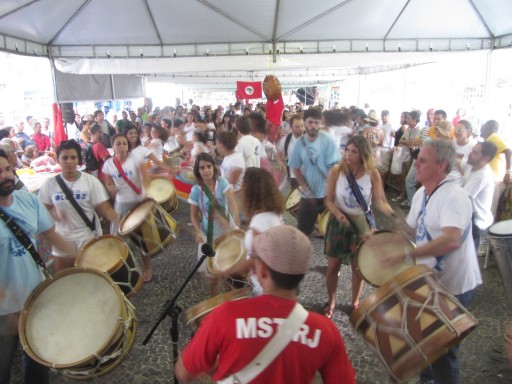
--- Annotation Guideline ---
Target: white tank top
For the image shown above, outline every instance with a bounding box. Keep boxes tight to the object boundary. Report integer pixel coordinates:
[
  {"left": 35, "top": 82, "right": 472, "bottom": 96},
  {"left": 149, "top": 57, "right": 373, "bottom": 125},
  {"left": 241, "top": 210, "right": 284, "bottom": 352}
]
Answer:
[{"left": 335, "top": 172, "right": 372, "bottom": 215}]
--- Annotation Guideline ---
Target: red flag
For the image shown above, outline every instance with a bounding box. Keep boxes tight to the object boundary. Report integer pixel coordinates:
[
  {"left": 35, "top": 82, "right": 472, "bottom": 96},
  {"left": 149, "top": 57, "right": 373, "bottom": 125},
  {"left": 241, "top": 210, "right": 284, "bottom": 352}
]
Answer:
[
  {"left": 236, "top": 81, "right": 262, "bottom": 99},
  {"left": 52, "top": 103, "right": 67, "bottom": 148}
]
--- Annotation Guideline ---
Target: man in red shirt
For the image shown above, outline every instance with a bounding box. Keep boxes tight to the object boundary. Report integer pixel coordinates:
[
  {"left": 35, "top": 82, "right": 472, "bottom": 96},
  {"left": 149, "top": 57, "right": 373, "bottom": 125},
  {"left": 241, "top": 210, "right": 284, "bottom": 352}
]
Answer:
[
  {"left": 175, "top": 225, "right": 356, "bottom": 383},
  {"left": 32, "top": 121, "right": 51, "bottom": 152}
]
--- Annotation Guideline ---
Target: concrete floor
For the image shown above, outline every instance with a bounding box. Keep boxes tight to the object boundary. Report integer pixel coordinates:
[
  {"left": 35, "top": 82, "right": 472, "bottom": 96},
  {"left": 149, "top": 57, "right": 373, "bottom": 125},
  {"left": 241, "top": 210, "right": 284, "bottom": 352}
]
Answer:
[{"left": 9, "top": 191, "right": 512, "bottom": 384}]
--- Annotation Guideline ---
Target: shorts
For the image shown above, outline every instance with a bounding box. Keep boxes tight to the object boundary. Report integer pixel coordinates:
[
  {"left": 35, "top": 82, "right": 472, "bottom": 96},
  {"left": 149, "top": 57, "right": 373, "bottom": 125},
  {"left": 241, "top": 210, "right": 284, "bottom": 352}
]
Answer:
[{"left": 377, "top": 150, "right": 393, "bottom": 174}]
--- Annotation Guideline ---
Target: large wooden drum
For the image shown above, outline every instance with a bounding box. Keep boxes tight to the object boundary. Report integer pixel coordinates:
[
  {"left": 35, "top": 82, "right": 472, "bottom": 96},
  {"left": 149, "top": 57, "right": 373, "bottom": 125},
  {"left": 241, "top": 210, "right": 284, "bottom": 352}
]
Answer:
[
  {"left": 18, "top": 268, "right": 137, "bottom": 380},
  {"left": 76, "top": 235, "right": 143, "bottom": 298},
  {"left": 350, "top": 265, "right": 478, "bottom": 383},
  {"left": 119, "top": 198, "right": 179, "bottom": 257}
]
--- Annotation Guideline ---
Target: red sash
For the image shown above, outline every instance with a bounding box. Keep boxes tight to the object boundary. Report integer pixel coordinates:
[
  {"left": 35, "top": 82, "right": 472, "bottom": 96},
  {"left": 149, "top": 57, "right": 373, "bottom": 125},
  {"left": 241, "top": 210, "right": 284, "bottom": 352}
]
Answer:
[{"left": 113, "top": 157, "right": 142, "bottom": 195}]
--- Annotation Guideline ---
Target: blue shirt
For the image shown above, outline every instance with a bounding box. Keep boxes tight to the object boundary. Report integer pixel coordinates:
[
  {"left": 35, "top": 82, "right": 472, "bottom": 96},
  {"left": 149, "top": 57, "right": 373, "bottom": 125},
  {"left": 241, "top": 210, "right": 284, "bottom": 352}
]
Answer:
[
  {"left": 188, "top": 177, "right": 232, "bottom": 238},
  {"left": 0, "top": 191, "right": 54, "bottom": 315},
  {"left": 288, "top": 131, "right": 340, "bottom": 198}
]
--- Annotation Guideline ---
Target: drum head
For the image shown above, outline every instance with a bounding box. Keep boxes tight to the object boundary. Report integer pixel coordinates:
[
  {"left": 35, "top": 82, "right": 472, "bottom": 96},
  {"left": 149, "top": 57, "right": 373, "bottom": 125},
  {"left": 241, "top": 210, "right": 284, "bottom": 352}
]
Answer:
[
  {"left": 146, "top": 178, "right": 175, "bottom": 204},
  {"left": 119, "top": 199, "right": 155, "bottom": 235},
  {"left": 488, "top": 219, "right": 512, "bottom": 237},
  {"left": 285, "top": 188, "right": 301, "bottom": 211},
  {"left": 356, "top": 231, "right": 415, "bottom": 287},
  {"left": 76, "top": 236, "right": 128, "bottom": 273},
  {"left": 209, "top": 230, "right": 246, "bottom": 273},
  {"left": 20, "top": 269, "right": 124, "bottom": 368}
]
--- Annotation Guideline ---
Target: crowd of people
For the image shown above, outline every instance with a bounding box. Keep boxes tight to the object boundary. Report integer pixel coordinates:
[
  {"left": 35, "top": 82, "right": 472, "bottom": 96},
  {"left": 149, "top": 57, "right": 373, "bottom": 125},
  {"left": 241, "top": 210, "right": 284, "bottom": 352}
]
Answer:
[{"left": 0, "top": 100, "right": 510, "bottom": 384}]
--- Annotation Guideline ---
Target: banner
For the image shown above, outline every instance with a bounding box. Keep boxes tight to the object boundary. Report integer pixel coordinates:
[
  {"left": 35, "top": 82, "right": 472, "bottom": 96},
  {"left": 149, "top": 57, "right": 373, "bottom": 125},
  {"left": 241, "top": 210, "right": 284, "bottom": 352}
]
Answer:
[{"left": 236, "top": 81, "right": 262, "bottom": 99}]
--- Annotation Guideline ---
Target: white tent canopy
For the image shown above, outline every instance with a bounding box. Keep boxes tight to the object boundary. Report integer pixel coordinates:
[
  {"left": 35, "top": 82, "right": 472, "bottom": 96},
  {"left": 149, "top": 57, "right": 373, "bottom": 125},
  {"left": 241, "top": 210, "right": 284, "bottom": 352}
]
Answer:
[{"left": 0, "top": 0, "right": 511, "bottom": 88}]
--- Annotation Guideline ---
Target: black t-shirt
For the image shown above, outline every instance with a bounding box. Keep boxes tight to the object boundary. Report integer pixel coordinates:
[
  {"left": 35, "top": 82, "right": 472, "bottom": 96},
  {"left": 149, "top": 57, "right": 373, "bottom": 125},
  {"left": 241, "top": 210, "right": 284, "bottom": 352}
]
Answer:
[{"left": 394, "top": 127, "right": 405, "bottom": 147}]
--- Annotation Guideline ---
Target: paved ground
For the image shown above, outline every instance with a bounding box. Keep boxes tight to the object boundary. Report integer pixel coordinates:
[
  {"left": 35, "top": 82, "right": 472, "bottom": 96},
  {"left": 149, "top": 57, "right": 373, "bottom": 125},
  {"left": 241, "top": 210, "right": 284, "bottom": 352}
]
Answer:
[{"left": 10, "top": 191, "right": 512, "bottom": 384}]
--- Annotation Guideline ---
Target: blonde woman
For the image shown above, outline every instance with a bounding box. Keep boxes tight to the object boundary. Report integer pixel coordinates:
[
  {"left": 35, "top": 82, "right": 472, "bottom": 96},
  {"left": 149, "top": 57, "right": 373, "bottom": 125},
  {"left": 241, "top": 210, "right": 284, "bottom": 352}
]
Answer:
[{"left": 323, "top": 135, "right": 394, "bottom": 318}]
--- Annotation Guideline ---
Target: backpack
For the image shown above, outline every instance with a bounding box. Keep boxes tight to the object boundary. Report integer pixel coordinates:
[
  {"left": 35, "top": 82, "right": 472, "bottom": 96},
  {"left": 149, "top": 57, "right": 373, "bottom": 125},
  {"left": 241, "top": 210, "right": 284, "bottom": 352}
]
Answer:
[{"left": 83, "top": 143, "right": 100, "bottom": 172}]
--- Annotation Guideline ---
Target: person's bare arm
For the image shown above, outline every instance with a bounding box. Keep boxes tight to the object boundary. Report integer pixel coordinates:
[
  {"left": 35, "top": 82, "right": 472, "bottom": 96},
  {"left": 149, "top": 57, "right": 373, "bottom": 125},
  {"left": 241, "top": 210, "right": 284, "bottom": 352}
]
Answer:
[
  {"left": 175, "top": 358, "right": 197, "bottom": 383},
  {"left": 503, "top": 148, "right": 511, "bottom": 183},
  {"left": 370, "top": 169, "right": 394, "bottom": 217},
  {"left": 40, "top": 226, "right": 77, "bottom": 258},
  {"left": 381, "top": 226, "right": 463, "bottom": 267},
  {"left": 190, "top": 204, "right": 204, "bottom": 243},
  {"left": 102, "top": 173, "right": 117, "bottom": 200}
]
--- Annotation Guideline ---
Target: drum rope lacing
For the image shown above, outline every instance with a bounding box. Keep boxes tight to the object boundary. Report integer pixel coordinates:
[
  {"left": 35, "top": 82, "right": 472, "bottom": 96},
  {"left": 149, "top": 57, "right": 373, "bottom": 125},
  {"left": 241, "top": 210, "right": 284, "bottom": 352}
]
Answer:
[{"left": 361, "top": 276, "right": 465, "bottom": 382}]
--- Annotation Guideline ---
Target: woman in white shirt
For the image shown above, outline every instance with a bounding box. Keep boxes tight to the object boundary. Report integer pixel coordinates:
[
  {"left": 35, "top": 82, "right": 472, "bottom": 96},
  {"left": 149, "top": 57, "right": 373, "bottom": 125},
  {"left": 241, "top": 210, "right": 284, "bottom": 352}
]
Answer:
[
  {"left": 323, "top": 135, "right": 394, "bottom": 318},
  {"left": 103, "top": 133, "right": 153, "bottom": 282},
  {"left": 184, "top": 113, "right": 196, "bottom": 142},
  {"left": 221, "top": 167, "right": 285, "bottom": 295}
]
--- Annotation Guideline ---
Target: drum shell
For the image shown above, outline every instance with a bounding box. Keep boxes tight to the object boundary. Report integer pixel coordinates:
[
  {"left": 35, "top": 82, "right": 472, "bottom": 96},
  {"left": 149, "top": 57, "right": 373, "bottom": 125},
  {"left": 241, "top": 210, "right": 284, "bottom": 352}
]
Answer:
[
  {"left": 315, "top": 210, "right": 331, "bottom": 235},
  {"left": 487, "top": 219, "right": 512, "bottom": 309},
  {"left": 285, "top": 188, "right": 301, "bottom": 217},
  {"left": 76, "top": 235, "right": 143, "bottom": 298},
  {"left": 119, "top": 198, "right": 179, "bottom": 257},
  {"left": 350, "top": 265, "right": 477, "bottom": 383},
  {"left": 207, "top": 229, "right": 247, "bottom": 275},
  {"left": 18, "top": 268, "right": 137, "bottom": 376}
]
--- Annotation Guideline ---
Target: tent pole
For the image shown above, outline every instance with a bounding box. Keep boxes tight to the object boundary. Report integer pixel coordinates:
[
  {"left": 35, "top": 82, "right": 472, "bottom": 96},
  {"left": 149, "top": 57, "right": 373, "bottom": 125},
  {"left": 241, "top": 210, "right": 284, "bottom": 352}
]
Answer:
[
  {"left": 483, "top": 50, "right": 492, "bottom": 120},
  {"left": 48, "top": 55, "right": 59, "bottom": 104},
  {"left": 111, "top": 74, "right": 116, "bottom": 103}
]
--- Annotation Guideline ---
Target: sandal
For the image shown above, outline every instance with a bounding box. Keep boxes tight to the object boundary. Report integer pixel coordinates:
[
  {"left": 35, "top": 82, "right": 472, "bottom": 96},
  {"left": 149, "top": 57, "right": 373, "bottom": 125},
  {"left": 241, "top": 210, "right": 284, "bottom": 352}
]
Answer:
[{"left": 323, "top": 303, "right": 335, "bottom": 319}]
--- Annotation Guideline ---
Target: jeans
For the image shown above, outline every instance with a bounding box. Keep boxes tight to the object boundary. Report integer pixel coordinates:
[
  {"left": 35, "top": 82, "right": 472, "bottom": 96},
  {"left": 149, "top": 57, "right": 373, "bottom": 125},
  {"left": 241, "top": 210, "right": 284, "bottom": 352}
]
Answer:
[
  {"left": 405, "top": 160, "right": 417, "bottom": 204},
  {"left": 297, "top": 197, "right": 325, "bottom": 235},
  {"left": 0, "top": 314, "right": 49, "bottom": 384},
  {"left": 419, "top": 290, "right": 474, "bottom": 384}
]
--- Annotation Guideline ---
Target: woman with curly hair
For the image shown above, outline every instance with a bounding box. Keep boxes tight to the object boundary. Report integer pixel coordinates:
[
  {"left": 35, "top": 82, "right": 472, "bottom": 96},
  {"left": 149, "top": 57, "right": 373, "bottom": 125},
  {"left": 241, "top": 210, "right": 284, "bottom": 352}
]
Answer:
[
  {"left": 222, "top": 167, "right": 285, "bottom": 295},
  {"left": 323, "top": 135, "right": 394, "bottom": 318}
]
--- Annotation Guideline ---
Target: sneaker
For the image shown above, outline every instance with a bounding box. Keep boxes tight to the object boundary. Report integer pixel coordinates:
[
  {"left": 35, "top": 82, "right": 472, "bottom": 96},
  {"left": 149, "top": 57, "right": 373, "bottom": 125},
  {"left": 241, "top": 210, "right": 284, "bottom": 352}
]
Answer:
[{"left": 391, "top": 196, "right": 404, "bottom": 202}]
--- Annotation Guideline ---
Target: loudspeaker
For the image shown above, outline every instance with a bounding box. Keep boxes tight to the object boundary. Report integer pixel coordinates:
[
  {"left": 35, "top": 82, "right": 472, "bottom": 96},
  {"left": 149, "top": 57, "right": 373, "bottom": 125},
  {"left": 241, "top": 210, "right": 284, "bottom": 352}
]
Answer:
[{"left": 60, "top": 103, "right": 75, "bottom": 124}]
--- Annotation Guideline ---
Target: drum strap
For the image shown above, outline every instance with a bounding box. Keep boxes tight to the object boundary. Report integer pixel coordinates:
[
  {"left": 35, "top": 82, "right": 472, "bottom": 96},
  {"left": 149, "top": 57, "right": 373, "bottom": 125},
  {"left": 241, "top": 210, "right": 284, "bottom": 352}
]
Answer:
[
  {"left": 113, "top": 157, "right": 142, "bottom": 195},
  {"left": 346, "top": 170, "right": 376, "bottom": 229},
  {"left": 55, "top": 175, "right": 96, "bottom": 232},
  {"left": 0, "top": 208, "right": 45, "bottom": 270},
  {"left": 202, "top": 182, "right": 229, "bottom": 245},
  {"left": 418, "top": 181, "right": 471, "bottom": 271},
  {"left": 218, "top": 303, "right": 308, "bottom": 384}
]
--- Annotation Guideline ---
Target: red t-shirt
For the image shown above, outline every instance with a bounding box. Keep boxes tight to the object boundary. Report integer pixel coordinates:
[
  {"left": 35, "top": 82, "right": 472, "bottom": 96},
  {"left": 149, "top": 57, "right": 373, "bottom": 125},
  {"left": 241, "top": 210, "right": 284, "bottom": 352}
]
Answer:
[
  {"left": 92, "top": 142, "right": 111, "bottom": 182},
  {"left": 32, "top": 133, "right": 51, "bottom": 151},
  {"left": 181, "top": 295, "right": 356, "bottom": 383}
]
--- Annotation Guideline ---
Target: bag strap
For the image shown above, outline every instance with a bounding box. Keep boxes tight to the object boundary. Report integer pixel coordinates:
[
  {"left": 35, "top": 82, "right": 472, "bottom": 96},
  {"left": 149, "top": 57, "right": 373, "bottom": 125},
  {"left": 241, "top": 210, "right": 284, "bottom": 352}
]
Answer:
[
  {"left": 0, "top": 207, "right": 46, "bottom": 270},
  {"left": 346, "top": 170, "right": 376, "bottom": 229},
  {"left": 218, "top": 303, "right": 308, "bottom": 384},
  {"left": 55, "top": 174, "right": 96, "bottom": 232},
  {"left": 113, "top": 157, "right": 142, "bottom": 195}
]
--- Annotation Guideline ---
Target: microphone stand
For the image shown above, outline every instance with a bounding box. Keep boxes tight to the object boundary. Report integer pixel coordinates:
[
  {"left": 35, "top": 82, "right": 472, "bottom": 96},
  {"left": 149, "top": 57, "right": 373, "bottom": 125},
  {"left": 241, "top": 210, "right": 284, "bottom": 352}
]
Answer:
[{"left": 142, "top": 250, "right": 211, "bottom": 384}]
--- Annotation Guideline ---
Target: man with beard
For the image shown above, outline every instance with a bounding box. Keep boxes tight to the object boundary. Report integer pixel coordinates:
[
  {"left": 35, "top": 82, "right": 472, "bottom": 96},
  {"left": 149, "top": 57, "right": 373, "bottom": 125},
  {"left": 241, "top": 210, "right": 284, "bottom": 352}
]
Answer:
[
  {"left": 0, "top": 150, "right": 75, "bottom": 384},
  {"left": 289, "top": 108, "right": 340, "bottom": 236}
]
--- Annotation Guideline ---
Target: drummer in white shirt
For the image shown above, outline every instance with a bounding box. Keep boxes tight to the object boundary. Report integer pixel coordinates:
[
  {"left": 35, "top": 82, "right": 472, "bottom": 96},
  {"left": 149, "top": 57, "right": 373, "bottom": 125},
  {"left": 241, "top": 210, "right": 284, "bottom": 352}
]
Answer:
[
  {"left": 235, "top": 116, "right": 260, "bottom": 168},
  {"left": 463, "top": 141, "right": 497, "bottom": 252}
]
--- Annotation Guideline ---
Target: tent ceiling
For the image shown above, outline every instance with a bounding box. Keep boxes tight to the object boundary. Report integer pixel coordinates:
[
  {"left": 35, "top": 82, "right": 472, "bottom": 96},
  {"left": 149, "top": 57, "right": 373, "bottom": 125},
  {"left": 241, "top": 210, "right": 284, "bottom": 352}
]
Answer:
[{"left": 0, "top": 0, "right": 511, "bottom": 86}]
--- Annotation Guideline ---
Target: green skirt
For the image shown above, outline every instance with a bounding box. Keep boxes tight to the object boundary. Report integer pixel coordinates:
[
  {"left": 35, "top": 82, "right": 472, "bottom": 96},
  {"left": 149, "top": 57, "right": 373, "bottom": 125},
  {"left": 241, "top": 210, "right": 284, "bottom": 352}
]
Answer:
[{"left": 324, "top": 213, "right": 370, "bottom": 265}]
